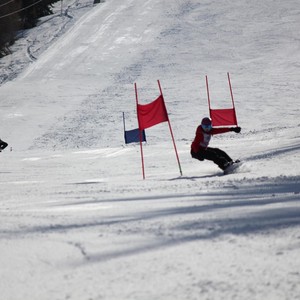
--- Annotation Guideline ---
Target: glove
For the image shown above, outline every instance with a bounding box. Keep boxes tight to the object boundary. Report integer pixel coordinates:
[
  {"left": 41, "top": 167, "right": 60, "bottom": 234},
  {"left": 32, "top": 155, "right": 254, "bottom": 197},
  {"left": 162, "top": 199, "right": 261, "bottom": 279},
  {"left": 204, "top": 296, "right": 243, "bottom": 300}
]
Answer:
[{"left": 230, "top": 127, "right": 241, "bottom": 133}]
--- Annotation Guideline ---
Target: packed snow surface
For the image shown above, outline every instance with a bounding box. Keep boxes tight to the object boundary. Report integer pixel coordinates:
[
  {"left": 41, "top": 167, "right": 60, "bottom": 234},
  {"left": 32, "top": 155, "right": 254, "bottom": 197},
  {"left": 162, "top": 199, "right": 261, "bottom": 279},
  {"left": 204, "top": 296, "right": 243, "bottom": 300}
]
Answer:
[{"left": 0, "top": 0, "right": 299, "bottom": 299}]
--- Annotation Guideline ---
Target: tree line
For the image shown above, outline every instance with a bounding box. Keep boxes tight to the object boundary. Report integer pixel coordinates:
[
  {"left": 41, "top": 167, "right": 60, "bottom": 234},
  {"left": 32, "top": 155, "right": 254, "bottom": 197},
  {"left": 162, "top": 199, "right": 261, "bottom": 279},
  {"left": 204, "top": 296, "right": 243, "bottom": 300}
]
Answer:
[{"left": 0, "top": 0, "right": 59, "bottom": 57}]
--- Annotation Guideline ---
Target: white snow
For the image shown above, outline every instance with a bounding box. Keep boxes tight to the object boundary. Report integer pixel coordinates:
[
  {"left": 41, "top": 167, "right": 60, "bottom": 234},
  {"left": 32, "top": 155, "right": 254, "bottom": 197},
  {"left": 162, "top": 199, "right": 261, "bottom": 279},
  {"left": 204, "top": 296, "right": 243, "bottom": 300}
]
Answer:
[{"left": 0, "top": 0, "right": 300, "bottom": 299}]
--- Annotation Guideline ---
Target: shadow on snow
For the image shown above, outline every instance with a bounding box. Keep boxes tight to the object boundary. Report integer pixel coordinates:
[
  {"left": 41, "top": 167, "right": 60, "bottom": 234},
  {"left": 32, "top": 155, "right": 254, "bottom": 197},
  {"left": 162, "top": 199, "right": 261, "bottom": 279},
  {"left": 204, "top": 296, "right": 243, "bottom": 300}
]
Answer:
[{"left": 1, "top": 176, "right": 299, "bottom": 264}]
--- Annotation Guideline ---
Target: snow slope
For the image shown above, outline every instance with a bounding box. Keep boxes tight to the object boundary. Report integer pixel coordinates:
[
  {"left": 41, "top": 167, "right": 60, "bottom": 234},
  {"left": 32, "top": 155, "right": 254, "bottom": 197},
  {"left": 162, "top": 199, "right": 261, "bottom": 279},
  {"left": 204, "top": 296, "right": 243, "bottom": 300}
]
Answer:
[{"left": 0, "top": 0, "right": 300, "bottom": 299}]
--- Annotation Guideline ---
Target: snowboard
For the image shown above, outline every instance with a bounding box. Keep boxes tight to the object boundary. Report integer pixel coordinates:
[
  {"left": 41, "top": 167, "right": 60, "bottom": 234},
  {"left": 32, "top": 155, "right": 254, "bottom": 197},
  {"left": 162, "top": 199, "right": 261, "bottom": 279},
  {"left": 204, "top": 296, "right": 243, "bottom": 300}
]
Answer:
[{"left": 223, "top": 161, "right": 242, "bottom": 175}]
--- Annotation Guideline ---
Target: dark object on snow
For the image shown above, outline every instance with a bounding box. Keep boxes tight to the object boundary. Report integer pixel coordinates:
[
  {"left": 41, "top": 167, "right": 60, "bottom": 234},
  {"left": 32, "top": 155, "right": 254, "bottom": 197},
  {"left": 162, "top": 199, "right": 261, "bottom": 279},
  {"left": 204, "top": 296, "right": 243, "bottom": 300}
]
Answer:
[{"left": 0, "top": 139, "right": 8, "bottom": 152}]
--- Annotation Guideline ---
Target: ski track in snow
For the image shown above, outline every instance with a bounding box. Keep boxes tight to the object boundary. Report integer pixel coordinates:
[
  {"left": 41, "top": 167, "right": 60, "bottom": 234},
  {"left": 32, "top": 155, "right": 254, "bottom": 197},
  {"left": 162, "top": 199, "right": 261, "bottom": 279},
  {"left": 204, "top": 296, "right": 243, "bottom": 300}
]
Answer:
[{"left": 0, "top": 0, "right": 300, "bottom": 299}]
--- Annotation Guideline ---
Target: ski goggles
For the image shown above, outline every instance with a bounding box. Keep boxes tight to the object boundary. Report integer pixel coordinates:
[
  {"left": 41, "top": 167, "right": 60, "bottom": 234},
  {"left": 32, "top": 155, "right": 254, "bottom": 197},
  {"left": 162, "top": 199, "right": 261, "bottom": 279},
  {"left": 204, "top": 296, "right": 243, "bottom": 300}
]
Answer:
[{"left": 202, "top": 124, "right": 212, "bottom": 131}]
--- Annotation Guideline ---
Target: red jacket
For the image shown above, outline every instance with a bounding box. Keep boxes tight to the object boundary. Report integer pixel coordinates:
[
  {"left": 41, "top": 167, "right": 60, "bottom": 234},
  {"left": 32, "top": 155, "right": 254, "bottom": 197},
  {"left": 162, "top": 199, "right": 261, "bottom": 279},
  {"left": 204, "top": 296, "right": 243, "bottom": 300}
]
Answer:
[{"left": 191, "top": 126, "right": 231, "bottom": 153}]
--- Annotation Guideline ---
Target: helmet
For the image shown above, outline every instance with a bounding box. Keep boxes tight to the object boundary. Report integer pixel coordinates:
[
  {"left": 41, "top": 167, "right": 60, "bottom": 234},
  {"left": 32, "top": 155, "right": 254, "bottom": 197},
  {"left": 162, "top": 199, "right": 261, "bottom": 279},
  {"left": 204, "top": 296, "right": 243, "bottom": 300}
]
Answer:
[{"left": 201, "top": 117, "right": 212, "bottom": 132}]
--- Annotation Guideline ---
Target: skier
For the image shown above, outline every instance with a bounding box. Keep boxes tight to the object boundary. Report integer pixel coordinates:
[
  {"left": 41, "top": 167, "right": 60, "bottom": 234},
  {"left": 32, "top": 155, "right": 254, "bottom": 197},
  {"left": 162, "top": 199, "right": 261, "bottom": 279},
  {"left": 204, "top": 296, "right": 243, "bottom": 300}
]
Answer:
[
  {"left": 191, "top": 117, "right": 241, "bottom": 171},
  {"left": 0, "top": 139, "right": 8, "bottom": 152}
]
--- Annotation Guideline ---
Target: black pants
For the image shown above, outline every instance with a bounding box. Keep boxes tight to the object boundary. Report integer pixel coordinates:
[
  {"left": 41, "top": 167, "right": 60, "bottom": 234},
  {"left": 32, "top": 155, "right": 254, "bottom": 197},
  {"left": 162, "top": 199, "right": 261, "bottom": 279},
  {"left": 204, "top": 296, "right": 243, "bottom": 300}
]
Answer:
[
  {"left": 191, "top": 147, "right": 233, "bottom": 170},
  {"left": 0, "top": 139, "right": 8, "bottom": 151}
]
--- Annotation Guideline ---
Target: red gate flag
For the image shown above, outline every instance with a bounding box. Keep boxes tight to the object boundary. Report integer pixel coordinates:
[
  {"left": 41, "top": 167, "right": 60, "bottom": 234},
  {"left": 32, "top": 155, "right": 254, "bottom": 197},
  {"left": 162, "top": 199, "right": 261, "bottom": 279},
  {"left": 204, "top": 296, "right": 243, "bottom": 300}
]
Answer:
[
  {"left": 137, "top": 95, "right": 169, "bottom": 130},
  {"left": 210, "top": 108, "right": 238, "bottom": 127},
  {"left": 135, "top": 81, "right": 182, "bottom": 179},
  {"left": 206, "top": 73, "right": 238, "bottom": 127}
]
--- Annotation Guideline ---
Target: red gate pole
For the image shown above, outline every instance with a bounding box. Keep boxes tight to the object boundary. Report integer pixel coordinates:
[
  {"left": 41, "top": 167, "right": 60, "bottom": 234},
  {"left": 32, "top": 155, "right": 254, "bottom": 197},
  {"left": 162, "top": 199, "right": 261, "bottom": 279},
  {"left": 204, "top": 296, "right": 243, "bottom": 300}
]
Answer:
[
  {"left": 227, "top": 72, "right": 235, "bottom": 108},
  {"left": 157, "top": 80, "right": 182, "bottom": 176},
  {"left": 135, "top": 83, "right": 146, "bottom": 179},
  {"left": 205, "top": 75, "right": 212, "bottom": 111},
  {"left": 205, "top": 75, "right": 213, "bottom": 121},
  {"left": 227, "top": 72, "right": 238, "bottom": 125}
]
